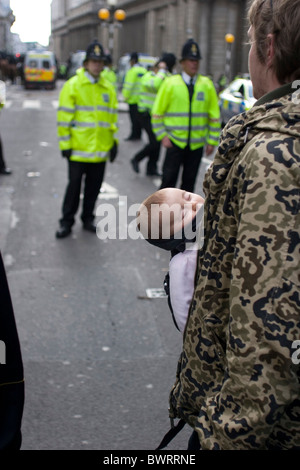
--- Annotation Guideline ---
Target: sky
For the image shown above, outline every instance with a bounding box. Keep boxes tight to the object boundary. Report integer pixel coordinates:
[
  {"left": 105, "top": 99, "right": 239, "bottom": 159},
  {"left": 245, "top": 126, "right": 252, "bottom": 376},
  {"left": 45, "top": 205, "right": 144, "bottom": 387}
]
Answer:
[{"left": 10, "top": 0, "right": 52, "bottom": 46}]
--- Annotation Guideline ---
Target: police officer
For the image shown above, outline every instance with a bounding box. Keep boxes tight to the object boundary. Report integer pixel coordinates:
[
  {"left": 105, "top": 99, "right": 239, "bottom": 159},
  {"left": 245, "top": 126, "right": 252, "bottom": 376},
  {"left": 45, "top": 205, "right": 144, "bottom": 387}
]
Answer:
[
  {"left": 131, "top": 53, "right": 177, "bottom": 176},
  {"left": 102, "top": 54, "right": 118, "bottom": 92},
  {"left": 56, "top": 40, "right": 118, "bottom": 239},
  {"left": 152, "top": 39, "right": 221, "bottom": 192},
  {"left": 122, "top": 52, "right": 147, "bottom": 140}
]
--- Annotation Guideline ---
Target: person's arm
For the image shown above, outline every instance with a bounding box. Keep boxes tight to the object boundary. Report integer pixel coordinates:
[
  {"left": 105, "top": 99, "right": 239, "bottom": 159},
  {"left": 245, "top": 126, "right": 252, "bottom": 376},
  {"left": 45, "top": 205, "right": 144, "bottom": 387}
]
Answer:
[
  {"left": 122, "top": 68, "right": 134, "bottom": 102},
  {"left": 206, "top": 79, "right": 221, "bottom": 149},
  {"left": 151, "top": 79, "right": 171, "bottom": 142},
  {"left": 57, "top": 80, "right": 75, "bottom": 153}
]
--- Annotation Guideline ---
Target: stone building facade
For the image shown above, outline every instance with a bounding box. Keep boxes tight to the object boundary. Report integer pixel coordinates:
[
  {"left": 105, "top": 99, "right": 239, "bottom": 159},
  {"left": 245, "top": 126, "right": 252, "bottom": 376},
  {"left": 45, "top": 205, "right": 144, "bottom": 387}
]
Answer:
[
  {"left": 0, "top": 0, "right": 15, "bottom": 53},
  {"left": 51, "top": 0, "right": 250, "bottom": 82}
]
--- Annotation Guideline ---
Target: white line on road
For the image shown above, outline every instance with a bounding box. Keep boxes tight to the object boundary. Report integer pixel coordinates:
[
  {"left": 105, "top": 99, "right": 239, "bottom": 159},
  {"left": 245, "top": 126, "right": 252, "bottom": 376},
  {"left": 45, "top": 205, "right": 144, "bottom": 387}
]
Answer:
[{"left": 23, "top": 100, "right": 41, "bottom": 109}]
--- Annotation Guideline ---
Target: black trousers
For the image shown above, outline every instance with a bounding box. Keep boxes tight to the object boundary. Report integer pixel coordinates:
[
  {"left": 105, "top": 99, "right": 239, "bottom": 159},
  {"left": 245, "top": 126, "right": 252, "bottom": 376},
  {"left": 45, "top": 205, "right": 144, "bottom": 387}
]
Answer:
[
  {"left": 134, "top": 111, "right": 161, "bottom": 174},
  {"left": 128, "top": 103, "right": 142, "bottom": 139},
  {"left": 59, "top": 160, "right": 106, "bottom": 228},
  {"left": 160, "top": 143, "right": 204, "bottom": 192},
  {"left": 0, "top": 136, "right": 7, "bottom": 170}
]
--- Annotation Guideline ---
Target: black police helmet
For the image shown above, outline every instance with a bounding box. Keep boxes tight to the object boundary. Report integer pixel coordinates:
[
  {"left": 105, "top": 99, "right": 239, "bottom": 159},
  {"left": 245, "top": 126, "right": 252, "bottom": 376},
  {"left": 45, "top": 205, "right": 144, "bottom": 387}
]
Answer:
[
  {"left": 180, "top": 39, "right": 202, "bottom": 61},
  {"left": 130, "top": 52, "right": 139, "bottom": 62},
  {"left": 84, "top": 40, "right": 106, "bottom": 62},
  {"left": 161, "top": 52, "right": 177, "bottom": 72},
  {"left": 105, "top": 54, "right": 113, "bottom": 65}
]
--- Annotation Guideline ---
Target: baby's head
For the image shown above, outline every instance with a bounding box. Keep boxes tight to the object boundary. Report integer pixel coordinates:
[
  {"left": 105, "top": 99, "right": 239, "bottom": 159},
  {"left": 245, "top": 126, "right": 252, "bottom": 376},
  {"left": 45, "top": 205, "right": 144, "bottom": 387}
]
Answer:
[{"left": 136, "top": 188, "right": 204, "bottom": 251}]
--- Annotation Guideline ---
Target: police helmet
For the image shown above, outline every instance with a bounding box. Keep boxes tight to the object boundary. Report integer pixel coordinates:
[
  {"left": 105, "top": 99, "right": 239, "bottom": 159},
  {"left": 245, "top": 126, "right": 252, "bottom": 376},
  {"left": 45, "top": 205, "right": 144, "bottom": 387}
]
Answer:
[
  {"left": 105, "top": 54, "right": 113, "bottom": 65},
  {"left": 180, "top": 39, "right": 202, "bottom": 61},
  {"left": 130, "top": 52, "right": 139, "bottom": 62},
  {"left": 84, "top": 40, "right": 106, "bottom": 62},
  {"left": 160, "top": 52, "right": 177, "bottom": 72}
]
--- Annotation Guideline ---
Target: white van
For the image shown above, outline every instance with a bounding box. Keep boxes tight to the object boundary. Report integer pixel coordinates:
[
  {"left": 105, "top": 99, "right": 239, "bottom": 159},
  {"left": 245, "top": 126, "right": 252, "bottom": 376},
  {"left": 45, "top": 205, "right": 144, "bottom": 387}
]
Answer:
[{"left": 24, "top": 50, "right": 57, "bottom": 90}]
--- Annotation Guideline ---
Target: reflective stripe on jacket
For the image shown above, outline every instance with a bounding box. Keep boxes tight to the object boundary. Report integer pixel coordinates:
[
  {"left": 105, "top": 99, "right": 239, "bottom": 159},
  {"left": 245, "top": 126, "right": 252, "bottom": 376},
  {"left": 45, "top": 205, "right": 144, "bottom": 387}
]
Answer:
[
  {"left": 57, "top": 68, "right": 118, "bottom": 163},
  {"left": 122, "top": 64, "right": 147, "bottom": 105},
  {"left": 151, "top": 74, "right": 221, "bottom": 150}
]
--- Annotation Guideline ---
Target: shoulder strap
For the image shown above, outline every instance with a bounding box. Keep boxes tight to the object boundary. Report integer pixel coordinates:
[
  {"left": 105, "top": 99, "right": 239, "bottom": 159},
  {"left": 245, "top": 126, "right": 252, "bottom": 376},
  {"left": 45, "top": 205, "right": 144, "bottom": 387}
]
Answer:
[
  {"left": 155, "top": 419, "right": 186, "bottom": 450},
  {"left": 163, "top": 272, "right": 180, "bottom": 331}
]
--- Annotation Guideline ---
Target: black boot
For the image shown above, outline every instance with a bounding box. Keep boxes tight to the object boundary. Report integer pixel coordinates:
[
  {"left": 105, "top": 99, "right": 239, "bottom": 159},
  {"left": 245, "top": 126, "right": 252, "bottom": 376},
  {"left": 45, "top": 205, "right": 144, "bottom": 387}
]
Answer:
[{"left": 130, "top": 157, "right": 140, "bottom": 173}]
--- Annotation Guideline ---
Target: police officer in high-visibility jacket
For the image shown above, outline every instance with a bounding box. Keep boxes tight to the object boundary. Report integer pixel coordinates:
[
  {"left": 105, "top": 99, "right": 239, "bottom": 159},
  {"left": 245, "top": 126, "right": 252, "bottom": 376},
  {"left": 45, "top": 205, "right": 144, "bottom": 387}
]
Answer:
[
  {"left": 102, "top": 54, "right": 118, "bottom": 93},
  {"left": 152, "top": 39, "right": 221, "bottom": 192},
  {"left": 131, "top": 53, "right": 177, "bottom": 176},
  {"left": 56, "top": 40, "right": 118, "bottom": 239},
  {"left": 122, "top": 52, "right": 146, "bottom": 140}
]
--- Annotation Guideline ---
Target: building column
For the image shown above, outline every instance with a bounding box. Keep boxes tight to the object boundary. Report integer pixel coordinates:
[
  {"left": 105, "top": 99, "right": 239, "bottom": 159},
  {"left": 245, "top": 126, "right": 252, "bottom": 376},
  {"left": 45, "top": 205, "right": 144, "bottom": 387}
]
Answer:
[
  {"left": 146, "top": 9, "right": 156, "bottom": 57},
  {"left": 177, "top": 0, "right": 187, "bottom": 52},
  {"left": 198, "top": 0, "right": 212, "bottom": 75}
]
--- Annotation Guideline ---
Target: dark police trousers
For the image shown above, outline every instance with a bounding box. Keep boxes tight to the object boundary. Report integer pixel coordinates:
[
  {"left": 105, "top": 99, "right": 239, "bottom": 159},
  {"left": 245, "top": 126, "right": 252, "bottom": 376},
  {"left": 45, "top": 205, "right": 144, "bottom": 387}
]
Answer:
[
  {"left": 134, "top": 111, "right": 161, "bottom": 174},
  {"left": 0, "top": 135, "right": 7, "bottom": 170},
  {"left": 128, "top": 103, "right": 142, "bottom": 139},
  {"left": 160, "top": 143, "right": 204, "bottom": 193},
  {"left": 60, "top": 160, "right": 106, "bottom": 228}
]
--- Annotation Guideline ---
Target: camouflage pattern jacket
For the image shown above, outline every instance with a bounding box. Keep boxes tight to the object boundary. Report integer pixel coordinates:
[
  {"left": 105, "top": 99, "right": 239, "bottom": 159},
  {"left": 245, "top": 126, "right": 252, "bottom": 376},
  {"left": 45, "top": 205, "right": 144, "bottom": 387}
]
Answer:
[{"left": 169, "top": 83, "right": 300, "bottom": 450}]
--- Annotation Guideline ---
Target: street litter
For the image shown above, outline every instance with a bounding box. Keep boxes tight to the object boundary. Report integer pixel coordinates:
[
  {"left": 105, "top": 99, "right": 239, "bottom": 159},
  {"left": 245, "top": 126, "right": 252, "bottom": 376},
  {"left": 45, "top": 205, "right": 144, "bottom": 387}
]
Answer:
[{"left": 138, "top": 288, "right": 167, "bottom": 300}]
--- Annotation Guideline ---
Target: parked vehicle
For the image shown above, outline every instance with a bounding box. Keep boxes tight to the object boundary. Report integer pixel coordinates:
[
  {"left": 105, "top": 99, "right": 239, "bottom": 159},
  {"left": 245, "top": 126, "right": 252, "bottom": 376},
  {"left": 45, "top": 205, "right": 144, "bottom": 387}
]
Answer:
[
  {"left": 24, "top": 50, "right": 57, "bottom": 89},
  {"left": 219, "top": 76, "right": 256, "bottom": 126},
  {"left": 66, "top": 51, "right": 86, "bottom": 79}
]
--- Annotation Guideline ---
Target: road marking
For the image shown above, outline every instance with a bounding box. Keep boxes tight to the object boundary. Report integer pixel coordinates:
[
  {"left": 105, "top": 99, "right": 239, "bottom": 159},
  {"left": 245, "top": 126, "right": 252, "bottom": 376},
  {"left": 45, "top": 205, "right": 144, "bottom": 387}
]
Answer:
[
  {"left": 98, "top": 182, "right": 119, "bottom": 200},
  {"left": 23, "top": 100, "right": 41, "bottom": 109}
]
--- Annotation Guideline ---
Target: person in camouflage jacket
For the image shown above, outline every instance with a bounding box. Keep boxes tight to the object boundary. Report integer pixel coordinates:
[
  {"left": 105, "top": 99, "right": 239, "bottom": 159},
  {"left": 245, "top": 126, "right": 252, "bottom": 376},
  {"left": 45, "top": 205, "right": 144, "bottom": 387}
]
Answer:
[{"left": 168, "top": 0, "right": 300, "bottom": 450}]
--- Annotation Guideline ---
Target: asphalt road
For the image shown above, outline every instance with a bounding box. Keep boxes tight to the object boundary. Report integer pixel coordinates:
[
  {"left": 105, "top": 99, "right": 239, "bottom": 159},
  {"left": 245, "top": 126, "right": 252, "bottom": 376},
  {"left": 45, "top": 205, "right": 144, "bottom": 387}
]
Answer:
[{"left": 0, "top": 79, "right": 214, "bottom": 454}]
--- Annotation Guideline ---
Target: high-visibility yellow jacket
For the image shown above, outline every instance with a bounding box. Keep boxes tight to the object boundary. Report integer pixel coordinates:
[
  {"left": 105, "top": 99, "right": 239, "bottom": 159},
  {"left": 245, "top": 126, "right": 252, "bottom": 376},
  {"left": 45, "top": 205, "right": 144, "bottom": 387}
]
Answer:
[
  {"left": 57, "top": 68, "right": 118, "bottom": 163},
  {"left": 138, "top": 69, "right": 171, "bottom": 113},
  {"left": 102, "top": 67, "right": 118, "bottom": 92},
  {"left": 151, "top": 74, "right": 221, "bottom": 150},
  {"left": 122, "top": 64, "right": 146, "bottom": 105}
]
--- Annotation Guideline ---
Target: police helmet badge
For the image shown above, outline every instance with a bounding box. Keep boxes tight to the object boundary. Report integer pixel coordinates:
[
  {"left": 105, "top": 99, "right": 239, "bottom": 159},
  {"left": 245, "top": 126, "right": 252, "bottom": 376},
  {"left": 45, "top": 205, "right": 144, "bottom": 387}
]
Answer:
[
  {"left": 84, "top": 40, "right": 105, "bottom": 62},
  {"left": 191, "top": 44, "right": 198, "bottom": 57},
  {"left": 181, "top": 39, "right": 202, "bottom": 61},
  {"left": 94, "top": 45, "right": 101, "bottom": 56}
]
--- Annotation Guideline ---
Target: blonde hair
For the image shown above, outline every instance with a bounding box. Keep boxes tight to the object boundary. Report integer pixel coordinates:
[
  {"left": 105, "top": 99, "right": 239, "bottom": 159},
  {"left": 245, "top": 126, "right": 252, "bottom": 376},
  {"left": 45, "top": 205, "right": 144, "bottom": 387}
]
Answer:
[{"left": 248, "top": 0, "right": 300, "bottom": 83}]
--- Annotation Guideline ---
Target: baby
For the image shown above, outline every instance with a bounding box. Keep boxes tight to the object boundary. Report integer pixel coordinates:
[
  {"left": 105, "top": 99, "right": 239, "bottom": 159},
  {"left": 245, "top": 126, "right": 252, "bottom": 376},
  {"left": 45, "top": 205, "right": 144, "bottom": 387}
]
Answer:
[{"left": 136, "top": 188, "right": 204, "bottom": 333}]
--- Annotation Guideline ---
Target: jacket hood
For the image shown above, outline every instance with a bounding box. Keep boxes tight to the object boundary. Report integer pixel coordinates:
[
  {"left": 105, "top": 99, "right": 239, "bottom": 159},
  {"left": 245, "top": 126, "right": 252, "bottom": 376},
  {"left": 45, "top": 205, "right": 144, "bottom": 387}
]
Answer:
[
  {"left": 223, "top": 83, "right": 300, "bottom": 146},
  {"left": 204, "top": 83, "right": 300, "bottom": 200}
]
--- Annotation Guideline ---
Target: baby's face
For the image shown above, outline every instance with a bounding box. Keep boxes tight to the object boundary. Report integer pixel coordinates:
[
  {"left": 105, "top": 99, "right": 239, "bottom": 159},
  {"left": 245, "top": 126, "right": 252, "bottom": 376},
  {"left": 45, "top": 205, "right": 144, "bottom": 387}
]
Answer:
[{"left": 159, "top": 188, "right": 204, "bottom": 235}]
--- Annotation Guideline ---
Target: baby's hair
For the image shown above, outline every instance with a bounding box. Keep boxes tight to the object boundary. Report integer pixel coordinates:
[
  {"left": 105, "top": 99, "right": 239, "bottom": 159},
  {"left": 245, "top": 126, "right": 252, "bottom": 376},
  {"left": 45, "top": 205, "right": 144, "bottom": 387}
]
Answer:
[{"left": 137, "top": 190, "right": 176, "bottom": 240}]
